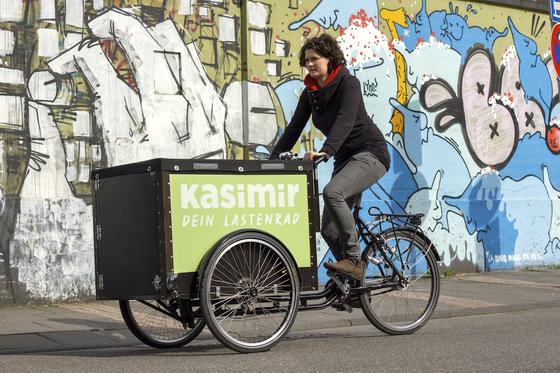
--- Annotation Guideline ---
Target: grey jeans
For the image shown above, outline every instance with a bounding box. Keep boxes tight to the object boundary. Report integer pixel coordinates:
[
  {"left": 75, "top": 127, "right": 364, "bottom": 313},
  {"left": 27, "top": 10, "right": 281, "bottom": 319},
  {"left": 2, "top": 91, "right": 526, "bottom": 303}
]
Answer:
[{"left": 321, "top": 152, "right": 387, "bottom": 261}]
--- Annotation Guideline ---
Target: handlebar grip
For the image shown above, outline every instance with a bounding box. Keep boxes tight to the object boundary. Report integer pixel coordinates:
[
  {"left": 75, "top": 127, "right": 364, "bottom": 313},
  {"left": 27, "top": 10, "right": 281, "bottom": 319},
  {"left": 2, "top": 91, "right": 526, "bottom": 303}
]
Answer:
[{"left": 313, "top": 154, "right": 329, "bottom": 167}]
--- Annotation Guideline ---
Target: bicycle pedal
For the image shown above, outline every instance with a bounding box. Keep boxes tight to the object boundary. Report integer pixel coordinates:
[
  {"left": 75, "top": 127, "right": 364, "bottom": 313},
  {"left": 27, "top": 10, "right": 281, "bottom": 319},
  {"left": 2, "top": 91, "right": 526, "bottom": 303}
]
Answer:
[
  {"left": 331, "top": 303, "right": 353, "bottom": 313},
  {"left": 326, "top": 271, "right": 350, "bottom": 295}
]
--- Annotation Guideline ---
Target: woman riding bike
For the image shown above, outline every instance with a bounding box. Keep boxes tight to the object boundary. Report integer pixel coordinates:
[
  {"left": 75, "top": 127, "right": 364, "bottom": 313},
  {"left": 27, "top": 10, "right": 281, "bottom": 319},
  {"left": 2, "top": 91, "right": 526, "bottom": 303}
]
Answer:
[{"left": 269, "top": 34, "right": 390, "bottom": 280}]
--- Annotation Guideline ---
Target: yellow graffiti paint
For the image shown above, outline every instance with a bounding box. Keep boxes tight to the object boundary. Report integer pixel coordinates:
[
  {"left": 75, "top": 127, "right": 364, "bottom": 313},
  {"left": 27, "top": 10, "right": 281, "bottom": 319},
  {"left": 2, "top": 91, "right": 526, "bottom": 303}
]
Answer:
[{"left": 380, "top": 7, "right": 408, "bottom": 135}]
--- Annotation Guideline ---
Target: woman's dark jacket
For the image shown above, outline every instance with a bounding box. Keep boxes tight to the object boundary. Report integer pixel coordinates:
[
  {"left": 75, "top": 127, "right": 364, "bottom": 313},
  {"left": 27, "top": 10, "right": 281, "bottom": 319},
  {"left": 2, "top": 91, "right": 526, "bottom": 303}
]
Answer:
[{"left": 270, "top": 66, "right": 390, "bottom": 171}]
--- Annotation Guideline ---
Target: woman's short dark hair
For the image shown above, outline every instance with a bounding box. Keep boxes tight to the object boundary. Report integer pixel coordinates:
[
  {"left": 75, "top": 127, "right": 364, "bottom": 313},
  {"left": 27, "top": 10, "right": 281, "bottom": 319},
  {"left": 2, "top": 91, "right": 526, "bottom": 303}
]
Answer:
[{"left": 298, "top": 34, "right": 346, "bottom": 73}]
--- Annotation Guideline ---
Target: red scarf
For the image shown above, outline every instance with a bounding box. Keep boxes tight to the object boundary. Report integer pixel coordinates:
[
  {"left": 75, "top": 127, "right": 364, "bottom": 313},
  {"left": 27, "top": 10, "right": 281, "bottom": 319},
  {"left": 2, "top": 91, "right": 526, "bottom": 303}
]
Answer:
[{"left": 304, "top": 64, "right": 344, "bottom": 91}]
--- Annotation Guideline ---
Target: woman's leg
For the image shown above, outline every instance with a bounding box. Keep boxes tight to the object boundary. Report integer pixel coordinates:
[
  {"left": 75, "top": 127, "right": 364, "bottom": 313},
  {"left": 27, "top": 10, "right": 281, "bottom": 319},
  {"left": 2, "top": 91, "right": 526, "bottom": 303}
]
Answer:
[
  {"left": 321, "top": 194, "right": 360, "bottom": 261},
  {"left": 321, "top": 152, "right": 387, "bottom": 263}
]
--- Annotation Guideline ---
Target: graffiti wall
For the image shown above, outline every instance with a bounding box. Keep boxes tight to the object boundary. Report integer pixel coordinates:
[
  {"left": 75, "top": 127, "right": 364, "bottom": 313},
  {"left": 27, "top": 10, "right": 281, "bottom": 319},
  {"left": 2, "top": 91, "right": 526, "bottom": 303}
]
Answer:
[{"left": 0, "top": 0, "right": 558, "bottom": 303}]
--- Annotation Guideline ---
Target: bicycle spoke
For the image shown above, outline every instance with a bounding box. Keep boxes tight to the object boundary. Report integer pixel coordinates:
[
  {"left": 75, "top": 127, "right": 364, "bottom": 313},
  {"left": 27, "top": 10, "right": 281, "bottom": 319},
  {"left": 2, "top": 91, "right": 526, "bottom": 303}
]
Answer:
[
  {"left": 203, "top": 236, "right": 298, "bottom": 350},
  {"left": 361, "top": 229, "right": 439, "bottom": 334}
]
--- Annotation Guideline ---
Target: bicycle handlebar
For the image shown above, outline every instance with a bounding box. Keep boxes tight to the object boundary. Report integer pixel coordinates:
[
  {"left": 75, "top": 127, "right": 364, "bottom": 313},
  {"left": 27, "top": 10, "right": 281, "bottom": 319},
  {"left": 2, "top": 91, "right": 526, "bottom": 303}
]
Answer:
[
  {"left": 277, "top": 151, "right": 328, "bottom": 168},
  {"left": 312, "top": 154, "right": 328, "bottom": 167}
]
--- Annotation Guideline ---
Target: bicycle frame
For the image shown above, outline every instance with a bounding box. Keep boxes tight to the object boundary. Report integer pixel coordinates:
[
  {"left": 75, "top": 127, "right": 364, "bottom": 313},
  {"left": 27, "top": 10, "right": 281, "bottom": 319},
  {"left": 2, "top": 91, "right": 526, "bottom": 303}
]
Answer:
[
  {"left": 200, "top": 211, "right": 415, "bottom": 316},
  {"left": 164, "top": 209, "right": 427, "bottom": 320}
]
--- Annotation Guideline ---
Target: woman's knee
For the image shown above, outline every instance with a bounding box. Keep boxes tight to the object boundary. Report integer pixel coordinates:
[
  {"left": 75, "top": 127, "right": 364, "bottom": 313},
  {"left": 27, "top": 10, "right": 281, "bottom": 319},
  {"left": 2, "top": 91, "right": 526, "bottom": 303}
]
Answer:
[
  {"left": 323, "top": 183, "right": 345, "bottom": 205},
  {"left": 321, "top": 224, "right": 338, "bottom": 243}
]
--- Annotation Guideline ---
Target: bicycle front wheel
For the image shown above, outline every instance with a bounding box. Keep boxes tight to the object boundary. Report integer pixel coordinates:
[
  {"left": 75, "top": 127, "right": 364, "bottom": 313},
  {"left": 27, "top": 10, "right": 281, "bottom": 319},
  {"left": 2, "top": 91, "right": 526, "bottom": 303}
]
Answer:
[
  {"left": 200, "top": 232, "right": 300, "bottom": 353},
  {"left": 120, "top": 299, "right": 205, "bottom": 348},
  {"left": 360, "top": 228, "right": 440, "bottom": 334}
]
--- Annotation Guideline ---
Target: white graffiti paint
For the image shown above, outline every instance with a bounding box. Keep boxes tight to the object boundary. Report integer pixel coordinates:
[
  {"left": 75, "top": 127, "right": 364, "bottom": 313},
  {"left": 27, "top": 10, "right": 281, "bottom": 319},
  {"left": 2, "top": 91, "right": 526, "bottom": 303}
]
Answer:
[
  {"left": 500, "top": 47, "right": 546, "bottom": 138},
  {"left": 405, "top": 171, "right": 483, "bottom": 269},
  {"left": 65, "top": 0, "right": 84, "bottom": 28},
  {"left": 421, "top": 49, "right": 518, "bottom": 168},
  {"left": 393, "top": 36, "right": 461, "bottom": 93},
  {"left": 223, "top": 81, "right": 280, "bottom": 146},
  {"left": 7, "top": 9, "right": 231, "bottom": 300},
  {"left": 338, "top": 18, "right": 393, "bottom": 67},
  {"left": 461, "top": 51, "right": 517, "bottom": 167},
  {"left": 36, "top": 28, "right": 59, "bottom": 58},
  {"left": 0, "top": 29, "right": 15, "bottom": 56},
  {"left": 0, "top": 0, "right": 22, "bottom": 22},
  {"left": 542, "top": 167, "right": 560, "bottom": 260},
  {"left": 218, "top": 15, "right": 237, "bottom": 42},
  {"left": 49, "top": 10, "right": 226, "bottom": 165},
  {"left": 0, "top": 96, "right": 23, "bottom": 128},
  {"left": 0, "top": 185, "right": 4, "bottom": 216},
  {"left": 335, "top": 10, "right": 397, "bottom": 136},
  {"left": 10, "top": 103, "right": 94, "bottom": 299},
  {"left": 10, "top": 197, "right": 94, "bottom": 300},
  {"left": 248, "top": 1, "right": 268, "bottom": 27}
]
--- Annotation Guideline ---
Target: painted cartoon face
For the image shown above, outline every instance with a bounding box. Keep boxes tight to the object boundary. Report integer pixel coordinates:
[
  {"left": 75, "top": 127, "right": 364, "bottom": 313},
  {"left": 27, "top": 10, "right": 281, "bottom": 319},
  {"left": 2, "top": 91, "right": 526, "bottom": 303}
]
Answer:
[
  {"left": 509, "top": 17, "right": 538, "bottom": 60},
  {"left": 304, "top": 49, "right": 329, "bottom": 84},
  {"left": 445, "top": 14, "right": 466, "bottom": 41},
  {"left": 500, "top": 50, "right": 546, "bottom": 139},
  {"left": 420, "top": 49, "right": 518, "bottom": 169}
]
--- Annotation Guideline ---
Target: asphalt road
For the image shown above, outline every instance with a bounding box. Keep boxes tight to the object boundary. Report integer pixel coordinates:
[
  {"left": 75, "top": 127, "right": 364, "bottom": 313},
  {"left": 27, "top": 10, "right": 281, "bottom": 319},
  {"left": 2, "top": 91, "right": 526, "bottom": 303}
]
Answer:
[{"left": 1, "top": 305, "right": 558, "bottom": 373}]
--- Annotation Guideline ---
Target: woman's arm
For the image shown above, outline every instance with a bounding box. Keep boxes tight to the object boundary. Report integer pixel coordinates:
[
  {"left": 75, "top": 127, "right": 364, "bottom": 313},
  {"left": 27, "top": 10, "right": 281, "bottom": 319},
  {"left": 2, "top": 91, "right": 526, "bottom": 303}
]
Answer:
[
  {"left": 319, "top": 77, "right": 361, "bottom": 156},
  {"left": 269, "top": 89, "right": 312, "bottom": 159}
]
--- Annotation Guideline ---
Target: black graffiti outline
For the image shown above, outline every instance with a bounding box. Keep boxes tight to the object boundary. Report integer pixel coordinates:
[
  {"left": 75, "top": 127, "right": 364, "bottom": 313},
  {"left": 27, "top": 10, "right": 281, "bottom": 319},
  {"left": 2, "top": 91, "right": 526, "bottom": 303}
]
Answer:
[{"left": 419, "top": 46, "right": 520, "bottom": 170}]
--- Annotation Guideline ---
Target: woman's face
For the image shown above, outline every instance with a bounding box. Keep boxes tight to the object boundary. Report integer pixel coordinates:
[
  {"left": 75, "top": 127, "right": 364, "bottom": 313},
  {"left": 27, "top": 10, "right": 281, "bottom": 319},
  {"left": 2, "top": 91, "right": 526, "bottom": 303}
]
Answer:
[{"left": 304, "top": 49, "right": 329, "bottom": 82}]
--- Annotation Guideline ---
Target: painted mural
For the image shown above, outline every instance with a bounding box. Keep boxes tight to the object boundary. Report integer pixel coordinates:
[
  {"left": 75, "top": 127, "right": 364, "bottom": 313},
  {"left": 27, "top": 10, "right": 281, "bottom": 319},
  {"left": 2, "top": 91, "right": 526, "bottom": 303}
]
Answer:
[{"left": 0, "top": 0, "right": 558, "bottom": 303}]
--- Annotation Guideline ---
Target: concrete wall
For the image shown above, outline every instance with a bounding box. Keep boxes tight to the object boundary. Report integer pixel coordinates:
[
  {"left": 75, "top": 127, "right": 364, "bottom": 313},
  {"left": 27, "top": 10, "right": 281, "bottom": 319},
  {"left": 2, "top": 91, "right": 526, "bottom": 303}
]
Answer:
[{"left": 0, "top": 0, "right": 558, "bottom": 303}]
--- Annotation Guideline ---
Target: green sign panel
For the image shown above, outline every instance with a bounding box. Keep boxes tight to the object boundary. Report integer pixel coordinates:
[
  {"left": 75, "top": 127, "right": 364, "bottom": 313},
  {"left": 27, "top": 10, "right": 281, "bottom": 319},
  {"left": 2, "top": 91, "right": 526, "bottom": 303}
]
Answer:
[{"left": 169, "top": 173, "right": 311, "bottom": 273}]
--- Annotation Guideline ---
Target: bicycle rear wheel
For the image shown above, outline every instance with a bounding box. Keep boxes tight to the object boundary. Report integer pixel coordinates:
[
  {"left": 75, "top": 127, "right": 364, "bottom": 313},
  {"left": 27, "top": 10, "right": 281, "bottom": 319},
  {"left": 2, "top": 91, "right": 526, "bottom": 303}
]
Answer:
[
  {"left": 360, "top": 228, "right": 440, "bottom": 334},
  {"left": 200, "top": 232, "right": 299, "bottom": 353},
  {"left": 120, "top": 299, "right": 205, "bottom": 348}
]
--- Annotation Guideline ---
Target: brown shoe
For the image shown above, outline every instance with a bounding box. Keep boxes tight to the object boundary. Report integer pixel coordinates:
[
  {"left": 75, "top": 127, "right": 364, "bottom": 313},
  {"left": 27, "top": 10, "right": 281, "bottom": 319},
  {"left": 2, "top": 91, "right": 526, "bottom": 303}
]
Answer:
[{"left": 324, "top": 258, "right": 364, "bottom": 280}]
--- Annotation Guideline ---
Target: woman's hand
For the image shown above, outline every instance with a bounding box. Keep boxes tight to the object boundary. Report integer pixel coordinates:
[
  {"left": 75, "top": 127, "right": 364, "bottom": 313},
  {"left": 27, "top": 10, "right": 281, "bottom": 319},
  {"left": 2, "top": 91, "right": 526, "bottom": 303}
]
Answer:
[{"left": 303, "top": 151, "right": 327, "bottom": 161}]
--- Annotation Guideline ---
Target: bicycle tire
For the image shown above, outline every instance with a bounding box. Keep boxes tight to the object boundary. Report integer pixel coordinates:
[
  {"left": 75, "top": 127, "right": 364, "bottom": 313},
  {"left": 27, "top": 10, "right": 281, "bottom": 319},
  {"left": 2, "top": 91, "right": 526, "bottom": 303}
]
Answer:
[
  {"left": 120, "top": 299, "right": 205, "bottom": 348},
  {"left": 360, "top": 228, "right": 440, "bottom": 335},
  {"left": 200, "top": 232, "right": 300, "bottom": 353}
]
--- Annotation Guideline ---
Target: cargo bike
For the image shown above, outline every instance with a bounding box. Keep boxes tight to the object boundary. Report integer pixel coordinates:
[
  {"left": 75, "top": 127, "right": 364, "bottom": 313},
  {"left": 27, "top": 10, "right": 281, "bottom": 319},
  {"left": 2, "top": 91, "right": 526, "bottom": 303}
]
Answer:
[{"left": 92, "top": 157, "right": 441, "bottom": 353}]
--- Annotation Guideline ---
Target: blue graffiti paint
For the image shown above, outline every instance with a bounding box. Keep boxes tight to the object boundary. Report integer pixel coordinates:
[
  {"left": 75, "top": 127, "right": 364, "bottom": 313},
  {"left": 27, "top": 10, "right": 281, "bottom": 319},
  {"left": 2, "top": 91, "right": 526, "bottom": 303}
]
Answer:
[
  {"left": 391, "top": 98, "right": 470, "bottom": 194},
  {"left": 395, "top": 0, "right": 432, "bottom": 52},
  {"left": 390, "top": 98, "right": 471, "bottom": 228},
  {"left": 289, "top": 0, "right": 378, "bottom": 31},
  {"left": 443, "top": 172, "right": 517, "bottom": 269},
  {"left": 395, "top": 3, "right": 507, "bottom": 62},
  {"left": 366, "top": 142, "right": 418, "bottom": 215},
  {"left": 508, "top": 17, "right": 552, "bottom": 124},
  {"left": 428, "top": 10, "right": 452, "bottom": 46},
  {"left": 444, "top": 171, "right": 551, "bottom": 270},
  {"left": 274, "top": 79, "right": 312, "bottom": 134},
  {"left": 500, "top": 133, "right": 560, "bottom": 190},
  {"left": 445, "top": 13, "right": 508, "bottom": 61}
]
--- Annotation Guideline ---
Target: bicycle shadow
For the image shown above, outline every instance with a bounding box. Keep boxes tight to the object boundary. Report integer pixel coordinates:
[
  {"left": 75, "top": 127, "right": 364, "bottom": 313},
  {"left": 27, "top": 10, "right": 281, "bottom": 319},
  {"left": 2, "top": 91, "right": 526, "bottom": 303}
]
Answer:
[{"left": 14, "top": 328, "right": 391, "bottom": 358}]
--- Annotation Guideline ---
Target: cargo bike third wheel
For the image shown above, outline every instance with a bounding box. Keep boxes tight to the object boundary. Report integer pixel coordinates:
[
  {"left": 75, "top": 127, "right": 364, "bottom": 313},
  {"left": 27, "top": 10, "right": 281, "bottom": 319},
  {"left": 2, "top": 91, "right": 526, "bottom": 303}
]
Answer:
[{"left": 199, "top": 231, "right": 300, "bottom": 353}]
